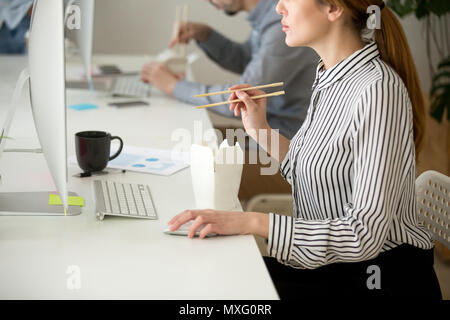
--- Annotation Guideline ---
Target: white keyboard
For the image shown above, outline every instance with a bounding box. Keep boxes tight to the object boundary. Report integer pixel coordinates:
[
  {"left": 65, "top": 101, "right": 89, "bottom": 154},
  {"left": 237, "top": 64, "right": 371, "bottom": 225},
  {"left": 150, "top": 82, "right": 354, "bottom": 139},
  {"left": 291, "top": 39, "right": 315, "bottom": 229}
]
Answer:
[
  {"left": 93, "top": 180, "right": 157, "bottom": 220},
  {"left": 110, "top": 76, "right": 151, "bottom": 98}
]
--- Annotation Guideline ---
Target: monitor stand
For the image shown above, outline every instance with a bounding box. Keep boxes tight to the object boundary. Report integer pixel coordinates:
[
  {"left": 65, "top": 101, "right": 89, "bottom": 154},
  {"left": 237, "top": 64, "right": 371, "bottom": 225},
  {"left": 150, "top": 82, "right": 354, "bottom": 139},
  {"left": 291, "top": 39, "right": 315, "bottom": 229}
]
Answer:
[
  {"left": 0, "top": 192, "right": 81, "bottom": 216},
  {"left": 0, "top": 69, "right": 81, "bottom": 216}
]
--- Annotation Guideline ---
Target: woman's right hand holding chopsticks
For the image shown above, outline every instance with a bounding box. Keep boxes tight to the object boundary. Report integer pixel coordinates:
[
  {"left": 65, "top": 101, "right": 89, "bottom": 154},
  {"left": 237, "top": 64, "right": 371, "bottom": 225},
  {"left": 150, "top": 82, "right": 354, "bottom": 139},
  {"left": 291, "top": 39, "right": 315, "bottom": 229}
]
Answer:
[{"left": 228, "top": 84, "right": 270, "bottom": 142}]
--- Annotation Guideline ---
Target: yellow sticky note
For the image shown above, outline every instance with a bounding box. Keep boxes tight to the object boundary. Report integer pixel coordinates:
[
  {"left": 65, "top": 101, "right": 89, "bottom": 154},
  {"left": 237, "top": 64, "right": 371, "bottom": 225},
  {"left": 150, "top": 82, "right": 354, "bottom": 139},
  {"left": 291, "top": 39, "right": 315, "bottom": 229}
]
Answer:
[{"left": 48, "top": 194, "right": 84, "bottom": 207}]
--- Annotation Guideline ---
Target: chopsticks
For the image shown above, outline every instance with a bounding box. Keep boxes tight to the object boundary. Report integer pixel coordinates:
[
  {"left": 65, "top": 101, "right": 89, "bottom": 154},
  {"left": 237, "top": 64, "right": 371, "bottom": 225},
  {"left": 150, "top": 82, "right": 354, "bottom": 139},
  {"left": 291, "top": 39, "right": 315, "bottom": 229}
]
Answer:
[
  {"left": 194, "top": 82, "right": 284, "bottom": 98},
  {"left": 180, "top": 5, "right": 189, "bottom": 58},
  {"left": 173, "top": 4, "right": 189, "bottom": 58},
  {"left": 195, "top": 91, "right": 285, "bottom": 109},
  {"left": 194, "top": 82, "right": 285, "bottom": 109}
]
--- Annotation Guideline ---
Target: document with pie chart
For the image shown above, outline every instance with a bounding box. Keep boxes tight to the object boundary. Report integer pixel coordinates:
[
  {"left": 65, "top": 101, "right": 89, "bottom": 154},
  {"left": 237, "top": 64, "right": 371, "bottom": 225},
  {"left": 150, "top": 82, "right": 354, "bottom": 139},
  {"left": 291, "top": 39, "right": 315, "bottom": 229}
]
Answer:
[{"left": 69, "top": 145, "right": 190, "bottom": 176}]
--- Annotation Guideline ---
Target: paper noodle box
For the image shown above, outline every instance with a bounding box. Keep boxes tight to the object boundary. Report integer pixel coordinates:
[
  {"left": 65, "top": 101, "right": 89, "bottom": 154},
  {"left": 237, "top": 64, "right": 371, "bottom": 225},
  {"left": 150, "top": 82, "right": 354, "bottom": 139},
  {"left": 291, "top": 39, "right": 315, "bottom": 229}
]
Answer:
[
  {"left": 156, "top": 48, "right": 199, "bottom": 81},
  {"left": 190, "top": 140, "right": 244, "bottom": 210}
]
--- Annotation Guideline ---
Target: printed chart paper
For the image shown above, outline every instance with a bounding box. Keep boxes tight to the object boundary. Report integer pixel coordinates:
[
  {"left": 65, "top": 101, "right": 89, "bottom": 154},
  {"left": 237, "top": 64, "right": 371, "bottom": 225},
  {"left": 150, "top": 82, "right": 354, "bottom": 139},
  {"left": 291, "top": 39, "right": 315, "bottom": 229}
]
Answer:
[{"left": 69, "top": 145, "right": 189, "bottom": 176}]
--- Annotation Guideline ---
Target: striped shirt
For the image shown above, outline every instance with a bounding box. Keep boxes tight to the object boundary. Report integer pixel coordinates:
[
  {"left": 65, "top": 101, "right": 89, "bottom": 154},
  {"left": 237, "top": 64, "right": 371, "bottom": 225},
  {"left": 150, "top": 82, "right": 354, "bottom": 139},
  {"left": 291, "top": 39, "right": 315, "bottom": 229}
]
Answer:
[{"left": 268, "top": 42, "right": 434, "bottom": 270}]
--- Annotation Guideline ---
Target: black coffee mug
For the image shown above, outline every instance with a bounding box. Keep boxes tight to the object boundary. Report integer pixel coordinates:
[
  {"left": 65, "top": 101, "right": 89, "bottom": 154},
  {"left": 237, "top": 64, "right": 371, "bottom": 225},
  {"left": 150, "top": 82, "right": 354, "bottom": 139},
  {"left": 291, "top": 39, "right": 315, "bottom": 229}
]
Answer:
[{"left": 75, "top": 131, "right": 123, "bottom": 173}]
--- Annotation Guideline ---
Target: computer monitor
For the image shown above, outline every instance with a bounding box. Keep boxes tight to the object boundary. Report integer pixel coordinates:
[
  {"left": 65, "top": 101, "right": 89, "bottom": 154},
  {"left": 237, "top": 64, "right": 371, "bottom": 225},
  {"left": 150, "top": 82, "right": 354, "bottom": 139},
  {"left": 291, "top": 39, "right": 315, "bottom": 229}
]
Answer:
[
  {"left": 0, "top": 0, "right": 80, "bottom": 216},
  {"left": 66, "top": 0, "right": 95, "bottom": 90}
]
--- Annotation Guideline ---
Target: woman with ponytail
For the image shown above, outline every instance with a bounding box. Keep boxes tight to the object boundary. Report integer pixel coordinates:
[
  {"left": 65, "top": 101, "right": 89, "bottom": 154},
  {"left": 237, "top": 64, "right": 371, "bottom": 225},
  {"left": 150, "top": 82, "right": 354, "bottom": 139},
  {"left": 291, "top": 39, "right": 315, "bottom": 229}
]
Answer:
[{"left": 168, "top": 0, "right": 442, "bottom": 298}]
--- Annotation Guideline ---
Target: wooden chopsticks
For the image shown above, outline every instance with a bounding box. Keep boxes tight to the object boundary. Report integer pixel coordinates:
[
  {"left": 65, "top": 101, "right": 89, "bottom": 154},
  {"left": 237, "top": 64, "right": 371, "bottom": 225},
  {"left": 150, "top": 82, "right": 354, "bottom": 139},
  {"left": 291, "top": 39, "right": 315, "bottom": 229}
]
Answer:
[
  {"left": 194, "top": 82, "right": 284, "bottom": 98},
  {"left": 194, "top": 82, "right": 285, "bottom": 109},
  {"left": 195, "top": 91, "right": 285, "bottom": 109},
  {"left": 173, "top": 4, "right": 189, "bottom": 58}
]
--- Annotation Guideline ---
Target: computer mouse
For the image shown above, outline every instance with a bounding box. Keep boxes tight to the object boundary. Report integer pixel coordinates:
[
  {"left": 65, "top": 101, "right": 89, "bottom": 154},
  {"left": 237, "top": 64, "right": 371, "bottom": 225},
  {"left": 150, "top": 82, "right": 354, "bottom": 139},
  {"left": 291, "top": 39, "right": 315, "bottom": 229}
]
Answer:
[{"left": 163, "top": 220, "right": 217, "bottom": 237}]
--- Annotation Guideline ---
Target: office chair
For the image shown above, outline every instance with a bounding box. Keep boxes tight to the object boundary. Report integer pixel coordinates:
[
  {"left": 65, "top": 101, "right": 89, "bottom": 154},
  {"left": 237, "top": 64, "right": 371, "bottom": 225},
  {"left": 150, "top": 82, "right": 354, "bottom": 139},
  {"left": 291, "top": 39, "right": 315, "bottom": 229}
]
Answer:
[
  {"left": 416, "top": 170, "right": 450, "bottom": 250},
  {"left": 245, "top": 193, "right": 293, "bottom": 217}
]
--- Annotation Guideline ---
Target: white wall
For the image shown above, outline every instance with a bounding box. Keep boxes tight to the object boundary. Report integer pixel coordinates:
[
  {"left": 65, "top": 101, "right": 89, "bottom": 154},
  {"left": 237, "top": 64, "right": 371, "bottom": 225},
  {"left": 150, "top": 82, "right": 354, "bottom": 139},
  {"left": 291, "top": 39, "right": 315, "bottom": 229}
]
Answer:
[{"left": 92, "top": 0, "right": 448, "bottom": 92}]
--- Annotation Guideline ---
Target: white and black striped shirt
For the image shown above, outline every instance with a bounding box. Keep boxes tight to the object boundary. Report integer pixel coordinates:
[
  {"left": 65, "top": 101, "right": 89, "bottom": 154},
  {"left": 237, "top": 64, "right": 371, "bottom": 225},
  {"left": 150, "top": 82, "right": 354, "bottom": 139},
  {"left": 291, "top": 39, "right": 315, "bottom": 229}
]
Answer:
[{"left": 268, "top": 42, "right": 433, "bottom": 269}]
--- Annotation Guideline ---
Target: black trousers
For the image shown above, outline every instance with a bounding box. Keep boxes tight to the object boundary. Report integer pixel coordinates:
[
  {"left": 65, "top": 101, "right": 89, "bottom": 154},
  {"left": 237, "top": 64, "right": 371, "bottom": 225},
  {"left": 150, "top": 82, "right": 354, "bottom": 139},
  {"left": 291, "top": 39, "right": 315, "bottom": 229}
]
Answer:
[{"left": 263, "top": 244, "right": 442, "bottom": 299}]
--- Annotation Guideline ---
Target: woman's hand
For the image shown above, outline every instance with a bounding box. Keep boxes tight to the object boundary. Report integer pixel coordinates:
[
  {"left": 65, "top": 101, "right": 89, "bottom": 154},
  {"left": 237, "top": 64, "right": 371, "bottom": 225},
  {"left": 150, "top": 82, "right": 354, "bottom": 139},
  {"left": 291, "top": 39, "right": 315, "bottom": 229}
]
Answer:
[
  {"left": 228, "top": 84, "right": 270, "bottom": 141},
  {"left": 168, "top": 209, "right": 269, "bottom": 239}
]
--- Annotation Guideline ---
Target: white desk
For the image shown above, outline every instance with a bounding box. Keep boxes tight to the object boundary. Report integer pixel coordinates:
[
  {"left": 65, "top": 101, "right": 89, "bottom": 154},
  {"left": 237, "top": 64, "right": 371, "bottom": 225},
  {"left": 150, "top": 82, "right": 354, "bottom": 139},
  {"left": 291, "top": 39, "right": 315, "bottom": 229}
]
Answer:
[{"left": 0, "top": 55, "right": 278, "bottom": 299}]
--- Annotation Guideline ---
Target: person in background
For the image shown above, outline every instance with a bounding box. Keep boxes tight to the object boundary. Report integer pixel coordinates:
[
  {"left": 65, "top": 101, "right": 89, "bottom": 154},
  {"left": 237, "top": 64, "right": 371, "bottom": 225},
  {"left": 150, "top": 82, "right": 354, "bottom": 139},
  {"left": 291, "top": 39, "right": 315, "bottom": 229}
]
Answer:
[
  {"left": 141, "top": 0, "right": 318, "bottom": 203},
  {"left": 0, "top": 0, "right": 33, "bottom": 54},
  {"left": 168, "top": 0, "right": 442, "bottom": 299}
]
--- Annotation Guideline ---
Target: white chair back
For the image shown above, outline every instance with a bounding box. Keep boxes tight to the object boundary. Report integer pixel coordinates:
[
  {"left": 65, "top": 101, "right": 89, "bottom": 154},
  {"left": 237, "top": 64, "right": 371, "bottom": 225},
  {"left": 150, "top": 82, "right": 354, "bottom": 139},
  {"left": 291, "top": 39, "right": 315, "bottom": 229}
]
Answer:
[{"left": 416, "top": 170, "right": 450, "bottom": 249}]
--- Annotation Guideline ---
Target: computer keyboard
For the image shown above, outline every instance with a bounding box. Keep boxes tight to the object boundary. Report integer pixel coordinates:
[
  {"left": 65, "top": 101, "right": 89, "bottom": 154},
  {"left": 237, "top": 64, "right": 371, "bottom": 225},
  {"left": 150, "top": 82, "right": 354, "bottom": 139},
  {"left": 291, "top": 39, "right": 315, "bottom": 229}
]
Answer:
[
  {"left": 93, "top": 180, "right": 157, "bottom": 220},
  {"left": 110, "top": 76, "right": 151, "bottom": 98}
]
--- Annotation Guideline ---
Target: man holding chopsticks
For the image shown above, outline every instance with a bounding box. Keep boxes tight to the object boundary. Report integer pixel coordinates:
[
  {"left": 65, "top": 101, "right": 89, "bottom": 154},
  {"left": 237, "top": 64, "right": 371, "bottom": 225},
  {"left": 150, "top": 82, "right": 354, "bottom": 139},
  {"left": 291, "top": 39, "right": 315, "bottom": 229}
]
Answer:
[
  {"left": 141, "top": 0, "right": 318, "bottom": 201},
  {"left": 142, "top": 0, "right": 317, "bottom": 140}
]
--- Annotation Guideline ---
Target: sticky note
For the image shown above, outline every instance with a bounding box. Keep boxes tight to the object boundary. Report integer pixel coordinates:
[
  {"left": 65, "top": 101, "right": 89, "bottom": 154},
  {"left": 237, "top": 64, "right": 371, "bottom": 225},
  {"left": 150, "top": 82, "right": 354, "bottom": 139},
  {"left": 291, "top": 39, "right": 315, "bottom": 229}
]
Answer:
[
  {"left": 48, "top": 194, "right": 84, "bottom": 207},
  {"left": 68, "top": 103, "right": 98, "bottom": 111}
]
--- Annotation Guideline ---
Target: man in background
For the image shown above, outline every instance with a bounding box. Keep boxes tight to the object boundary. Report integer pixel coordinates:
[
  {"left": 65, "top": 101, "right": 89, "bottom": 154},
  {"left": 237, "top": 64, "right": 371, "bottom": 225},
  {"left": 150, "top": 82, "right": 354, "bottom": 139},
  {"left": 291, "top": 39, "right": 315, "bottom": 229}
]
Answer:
[
  {"left": 141, "top": 0, "right": 318, "bottom": 202},
  {"left": 0, "top": 0, "right": 33, "bottom": 54}
]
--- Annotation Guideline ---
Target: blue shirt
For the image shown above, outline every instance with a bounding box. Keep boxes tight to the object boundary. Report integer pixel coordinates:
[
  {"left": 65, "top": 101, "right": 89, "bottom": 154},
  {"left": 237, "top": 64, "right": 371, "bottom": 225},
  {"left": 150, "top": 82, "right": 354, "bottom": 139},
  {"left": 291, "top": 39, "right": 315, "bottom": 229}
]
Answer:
[
  {"left": 0, "top": 0, "right": 33, "bottom": 30},
  {"left": 173, "top": 0, "right": 318, "bottom": 139}
]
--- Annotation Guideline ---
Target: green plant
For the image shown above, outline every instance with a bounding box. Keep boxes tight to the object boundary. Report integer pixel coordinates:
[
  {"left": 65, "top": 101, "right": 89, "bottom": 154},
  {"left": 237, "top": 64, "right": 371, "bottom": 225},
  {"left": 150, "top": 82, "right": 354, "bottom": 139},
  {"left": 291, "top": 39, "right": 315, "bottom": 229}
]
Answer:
[
  {"left": 430, "top": 55, "right": 450, "bottom": 121},
  {"left": 388, "top": 0, "right": 450, "bottom": 122}
]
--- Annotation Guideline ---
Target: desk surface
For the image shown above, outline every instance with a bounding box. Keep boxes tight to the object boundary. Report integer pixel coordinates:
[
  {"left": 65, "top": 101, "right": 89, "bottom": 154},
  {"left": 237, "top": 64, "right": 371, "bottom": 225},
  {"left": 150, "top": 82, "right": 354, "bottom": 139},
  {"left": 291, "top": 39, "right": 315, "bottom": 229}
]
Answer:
[{"left": 0, "top": 55, "right": 278, "bottom": 299}]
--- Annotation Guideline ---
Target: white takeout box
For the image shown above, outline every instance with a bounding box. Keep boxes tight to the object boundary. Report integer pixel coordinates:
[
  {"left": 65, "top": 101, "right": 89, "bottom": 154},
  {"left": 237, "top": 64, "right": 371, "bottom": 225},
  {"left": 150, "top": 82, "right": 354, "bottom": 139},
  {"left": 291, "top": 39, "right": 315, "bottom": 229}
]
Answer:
[
  {"left": 156, "top": 48, "right": 199, "bottom": 81},
  {"left": 190, "top": 140, "right": 244, "bottom": 210}
]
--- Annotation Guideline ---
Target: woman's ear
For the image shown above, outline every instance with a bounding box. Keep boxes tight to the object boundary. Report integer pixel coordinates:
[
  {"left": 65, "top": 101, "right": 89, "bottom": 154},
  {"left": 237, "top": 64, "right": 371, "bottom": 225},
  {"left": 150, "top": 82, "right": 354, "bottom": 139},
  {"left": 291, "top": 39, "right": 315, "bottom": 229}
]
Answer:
[{"left": 326, "top": 4, "right": 345, "bottom": 22}]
